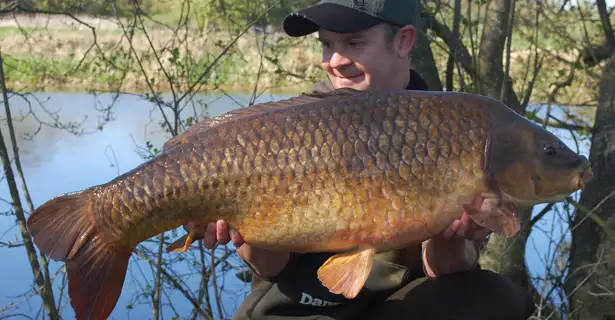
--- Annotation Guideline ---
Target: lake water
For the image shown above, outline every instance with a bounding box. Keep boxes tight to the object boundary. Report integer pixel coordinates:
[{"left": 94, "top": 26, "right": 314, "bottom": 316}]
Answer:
[
  {"left": 0, "top": 91, "right": 591, "bottom": 319},
  {"left": 0, "top": 91, "right": 297, "bottom": 319}
]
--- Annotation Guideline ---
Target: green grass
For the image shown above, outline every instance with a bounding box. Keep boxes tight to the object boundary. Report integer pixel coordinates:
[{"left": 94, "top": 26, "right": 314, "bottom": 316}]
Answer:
[{"left": 0, "top": 27, "right": 324, "bottom": 93}]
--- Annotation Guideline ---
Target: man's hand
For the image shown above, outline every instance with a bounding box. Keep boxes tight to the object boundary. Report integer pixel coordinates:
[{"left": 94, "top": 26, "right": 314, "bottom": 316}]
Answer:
[
  {"left": 199, "top": 220, "right": 245, "bottom": 249},
  {"left": 422, "top": 199, "right": 494, "bottom": 277},
  {"left": 199, "top": 219, "right": 291, "bottom": 279},
  {"left": 442, "top": 196, "right": 492, "bottom": 240},
  {"left": 441, "top": 211, "right": 492, "bottom": 241}
]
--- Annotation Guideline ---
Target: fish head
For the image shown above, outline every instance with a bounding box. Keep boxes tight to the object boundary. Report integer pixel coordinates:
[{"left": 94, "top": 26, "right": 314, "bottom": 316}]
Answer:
[{"left": 485, "top": 121, "right": 593, "bottom": 207}]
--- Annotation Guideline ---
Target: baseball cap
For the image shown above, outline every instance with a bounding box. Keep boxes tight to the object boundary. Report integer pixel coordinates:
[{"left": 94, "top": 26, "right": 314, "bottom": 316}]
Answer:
[{"left": 283, "top": 0, "right": 418, "bottom": 37}]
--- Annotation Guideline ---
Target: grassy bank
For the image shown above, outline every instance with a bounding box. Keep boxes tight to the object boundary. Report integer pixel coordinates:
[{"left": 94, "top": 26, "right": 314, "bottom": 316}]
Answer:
[
  {"left": 0, "top": 15, "right": 325, "bottom": 94},
  {"left": 0, "top": 13, "right": 604, "bottom": 105}
]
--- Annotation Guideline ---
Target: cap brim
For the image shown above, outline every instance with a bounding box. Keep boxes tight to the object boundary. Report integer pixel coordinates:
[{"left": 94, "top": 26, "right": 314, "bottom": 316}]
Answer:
[{"left": 283, "top": 3, "right": 383, "bottom": 37}]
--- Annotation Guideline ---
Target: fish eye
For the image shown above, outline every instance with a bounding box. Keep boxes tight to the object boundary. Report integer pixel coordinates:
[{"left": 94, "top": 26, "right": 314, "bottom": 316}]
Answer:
[{"left": 544, "top": 144, "right": 557, "bottom": 156}]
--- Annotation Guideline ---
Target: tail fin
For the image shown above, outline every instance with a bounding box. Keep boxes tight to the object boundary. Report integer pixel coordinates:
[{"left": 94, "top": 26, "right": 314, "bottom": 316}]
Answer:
[{"left": 27, "top": 191, "right": 133, "bottom": 320}]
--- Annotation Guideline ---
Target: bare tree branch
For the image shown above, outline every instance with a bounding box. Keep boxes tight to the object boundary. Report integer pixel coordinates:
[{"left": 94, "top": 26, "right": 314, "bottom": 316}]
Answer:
[{"left": 0, "top": 51, "right": 59, "bottom": 319}]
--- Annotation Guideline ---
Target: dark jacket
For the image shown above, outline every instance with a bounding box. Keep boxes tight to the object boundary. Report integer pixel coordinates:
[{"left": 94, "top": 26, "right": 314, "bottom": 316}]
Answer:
[{"left": 232, "top": 70, "right": 437, "bottom": 320}]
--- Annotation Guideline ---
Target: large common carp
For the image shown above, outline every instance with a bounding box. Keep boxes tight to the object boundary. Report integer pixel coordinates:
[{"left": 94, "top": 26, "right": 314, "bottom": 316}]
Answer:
[{"left": 26, "top": 88, "right": 593, "bottom": 320}]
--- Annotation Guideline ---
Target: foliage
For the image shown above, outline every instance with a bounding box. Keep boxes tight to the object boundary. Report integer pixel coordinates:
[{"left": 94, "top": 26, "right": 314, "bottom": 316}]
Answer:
[
  {"left": 27, "top": 0, "right": 319, "bottom": 28},
  {"left": 0, "top": 0, "right": 613, "bottom": 319}
]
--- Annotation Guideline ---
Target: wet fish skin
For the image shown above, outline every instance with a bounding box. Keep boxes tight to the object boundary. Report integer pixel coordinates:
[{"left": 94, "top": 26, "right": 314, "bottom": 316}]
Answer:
[{"left": 25, "top": 88, "right": 592, "bottom": 320}]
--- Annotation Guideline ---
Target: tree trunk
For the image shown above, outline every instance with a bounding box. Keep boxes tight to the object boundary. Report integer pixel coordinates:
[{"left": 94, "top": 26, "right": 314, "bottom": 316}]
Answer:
[
  {"left": 474, "top": 0, "right": 538, "bottom": 304},
  {"left": 476, "top": 0, "right": 510, "bottom": 102},
  {"left": 410, "top": 1, "right": 443, "bottom": 91},
  {"left": 0, "top": 53, "right": 59, "bottom": 320},
  {"left": 565, "top": 49, "right": 615, "bottom": 320}
]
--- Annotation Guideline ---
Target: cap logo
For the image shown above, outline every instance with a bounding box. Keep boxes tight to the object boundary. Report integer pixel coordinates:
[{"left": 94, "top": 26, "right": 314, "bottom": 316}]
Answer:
[{"left": 352, "top": 0, "right": 365, "bottom": 9}]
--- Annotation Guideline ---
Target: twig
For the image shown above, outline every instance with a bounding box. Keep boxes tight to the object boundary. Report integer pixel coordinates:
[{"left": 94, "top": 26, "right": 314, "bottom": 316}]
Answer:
[
  {"left": 134, "top": 249, "right": 209, "bottom": 319},
  {"left": 0, "top": 50, "right": 59, "bottom": 320}
]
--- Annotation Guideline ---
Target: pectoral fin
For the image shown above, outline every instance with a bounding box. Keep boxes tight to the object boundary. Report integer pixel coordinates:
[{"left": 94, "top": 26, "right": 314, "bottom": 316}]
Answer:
[
  {"left": 463, "top": 199, "right": 521, "bottom": 237},
  {"left": 167, "top": 234, "right": 193, "bottom": 253},
  {"left": 167, "top": 226, "right": 206, "bottom": 253},
  {"left": 317, "top": 247, "right": 376, "bottom": 299}
]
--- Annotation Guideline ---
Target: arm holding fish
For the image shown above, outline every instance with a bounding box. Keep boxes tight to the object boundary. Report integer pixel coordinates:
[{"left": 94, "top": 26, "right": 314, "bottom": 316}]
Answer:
[
  {"left": 201, "top": 220, "right": 292, "bottom": 279},
  {"left": 421, "top": 210, "right": 492, "bottom": 277},
  {"left": 209, "top": 216, "right": 487, "bottom": 284},
  {"left": 194, "top": 212, "right": 490, "bottom": 279}
]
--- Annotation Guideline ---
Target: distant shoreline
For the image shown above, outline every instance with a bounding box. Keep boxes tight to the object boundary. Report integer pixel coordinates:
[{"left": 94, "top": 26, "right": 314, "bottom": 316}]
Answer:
[
  {"left": 0, "top": 13, "right": 324, "bottom": 94},
  {"left": 0, "top": 13, "right": 600, "bottom": 106},
  {"left": 3, "top": 79, "right": 314, "bottom": 95}
]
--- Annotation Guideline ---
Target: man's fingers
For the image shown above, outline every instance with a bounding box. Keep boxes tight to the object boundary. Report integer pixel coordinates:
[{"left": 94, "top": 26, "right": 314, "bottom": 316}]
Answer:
[
  {"left": 216, "top": 220, "right": 231, "bottom": 245},
  {"left": 455, "top": 220, "right": 469, "bottom": 238},
  {"left": 229, "top": 229, "right": 244, "bottom": 248},
  {"left": 182, "top": 221, "right": 196, "bottom": 233},
  {"left": 204, "top": 222, "right": 217, "bottom": 249},
  {"left": 443, "top": 219, "right": 461, "bottom": 239},
  {"left": 459, "top": 212, "right": 473, "bottom": 226}
]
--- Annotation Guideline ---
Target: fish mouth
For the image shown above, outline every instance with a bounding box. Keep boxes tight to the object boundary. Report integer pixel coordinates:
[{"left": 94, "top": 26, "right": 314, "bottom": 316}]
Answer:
[
  {"left": 578, "top": 165, "right": 594, "bottom": 191},
  {"left": 491, "top": 162, "right": 594, "bottom": 209},
  {"left": 533, "top": 162, "right": 594, "bottom": 201}
]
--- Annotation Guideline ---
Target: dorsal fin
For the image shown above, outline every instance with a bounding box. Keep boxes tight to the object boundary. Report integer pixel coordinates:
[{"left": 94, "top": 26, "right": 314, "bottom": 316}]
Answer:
[
  {"left": 162, "top": 88, "right": 364, "bottom": 151},
  {"left": 303, "top": 87, "right": 364, "bottom": 98}
]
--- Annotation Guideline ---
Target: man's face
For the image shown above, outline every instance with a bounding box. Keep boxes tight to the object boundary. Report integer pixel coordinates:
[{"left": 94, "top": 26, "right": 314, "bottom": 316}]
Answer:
[{"left": 317, "top": 23, "right": 414, "bottom": 91}]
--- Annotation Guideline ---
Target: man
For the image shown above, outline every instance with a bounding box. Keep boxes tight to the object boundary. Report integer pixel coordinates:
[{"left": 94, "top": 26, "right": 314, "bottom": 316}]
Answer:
[{"left": 202, "top": 0, "right": 536, "bottom": 319}]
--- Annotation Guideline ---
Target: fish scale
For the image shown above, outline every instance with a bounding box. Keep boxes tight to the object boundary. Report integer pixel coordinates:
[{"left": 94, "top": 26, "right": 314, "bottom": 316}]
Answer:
[{"left": 26, "top": 88, "right": 593, "bottom": 320}]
